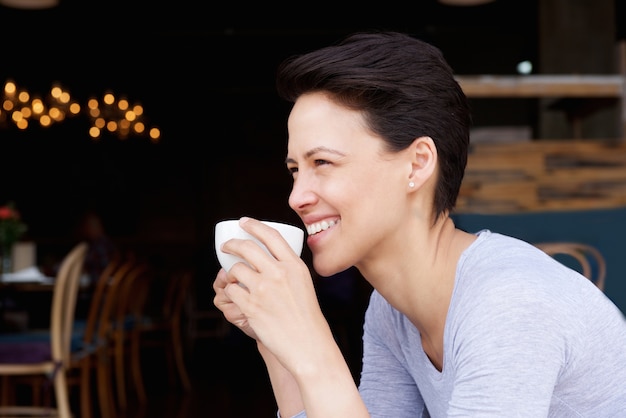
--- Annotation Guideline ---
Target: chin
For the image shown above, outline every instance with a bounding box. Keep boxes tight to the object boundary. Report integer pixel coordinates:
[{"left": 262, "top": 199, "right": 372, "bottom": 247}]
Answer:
[{"left": 312, "top": 257, "right": 351, "bottom": 278}]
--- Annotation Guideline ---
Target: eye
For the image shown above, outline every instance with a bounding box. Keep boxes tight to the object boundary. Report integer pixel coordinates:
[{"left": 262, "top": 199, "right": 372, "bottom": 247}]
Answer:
[
  {"left": 314, "top": 159, "right": 331, "bottom": 166},
  {"left": 287, "top": 166, "right": 298, "bottom": 176}
]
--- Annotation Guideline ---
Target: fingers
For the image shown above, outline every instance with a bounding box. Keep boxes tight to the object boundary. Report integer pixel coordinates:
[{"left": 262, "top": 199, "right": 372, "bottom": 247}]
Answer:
[
  {"left": 213, "top": 267, "right": 232, "bottom": 293},
  {"left": 213, "top": 269, "right": 249, "bottom": 324},
  {"left": 221, "top": 245, "right": 294, "bottom": 292},
  {"left": 222, "top": 218, "right": 300, "bottom": 276},
  {"left": 240, "top": 217, "right": 301, "bottom": 259},
  {"left": 213, "top": 268, "right": 231, "bottom": 307}
]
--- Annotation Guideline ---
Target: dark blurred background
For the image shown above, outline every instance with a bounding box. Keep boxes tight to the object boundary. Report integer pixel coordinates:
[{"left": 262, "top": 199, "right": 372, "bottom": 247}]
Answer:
[
  {"left": 0, "top": 1, "right": 622, "bottom": 416},
  {"left": 0, "top": 0, "right": 620, "bottom": 274}
]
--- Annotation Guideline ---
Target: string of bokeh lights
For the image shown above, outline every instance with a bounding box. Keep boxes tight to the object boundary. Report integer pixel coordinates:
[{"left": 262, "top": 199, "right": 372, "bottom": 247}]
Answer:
[{"left": 0, "top": 79, "right": 161, "bottom": 143}]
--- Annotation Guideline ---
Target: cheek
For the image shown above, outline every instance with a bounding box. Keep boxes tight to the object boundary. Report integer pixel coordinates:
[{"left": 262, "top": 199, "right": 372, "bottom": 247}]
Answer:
[
  {"left": 361, "top": 177, "right": 406, "bottom": 218},
  {"left": 338, "top": 167, "right": 394, "bottom": 208},
  {"left": 323, "top": 179, "right": 359, "bottom": 208}
]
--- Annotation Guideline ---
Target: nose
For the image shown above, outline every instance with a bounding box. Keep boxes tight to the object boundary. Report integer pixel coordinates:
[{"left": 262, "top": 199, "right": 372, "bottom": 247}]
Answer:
[{"left": 288, "top": 176, "right": 318, "bottom": 212}]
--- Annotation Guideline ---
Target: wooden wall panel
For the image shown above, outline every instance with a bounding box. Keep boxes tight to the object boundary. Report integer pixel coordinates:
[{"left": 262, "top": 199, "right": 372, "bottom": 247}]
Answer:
[{"left": 456, "top": 140, "right": 626, "bottom": 213}]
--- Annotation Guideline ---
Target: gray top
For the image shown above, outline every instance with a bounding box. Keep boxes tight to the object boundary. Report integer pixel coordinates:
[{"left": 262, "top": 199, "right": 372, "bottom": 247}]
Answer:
[{"left": 284, "top": 230, "right": 626, "bottom": 417}]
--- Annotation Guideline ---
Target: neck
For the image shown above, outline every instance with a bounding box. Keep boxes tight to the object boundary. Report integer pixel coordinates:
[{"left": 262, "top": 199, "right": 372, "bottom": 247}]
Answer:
[{"left": 359, "top": 215, "right": 475, "bottom": 336}]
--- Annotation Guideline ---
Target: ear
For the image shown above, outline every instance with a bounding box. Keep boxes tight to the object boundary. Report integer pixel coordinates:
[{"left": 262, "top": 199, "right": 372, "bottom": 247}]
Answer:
[{"left": 407, "top": 136, "right": 437, "bottom": 190}]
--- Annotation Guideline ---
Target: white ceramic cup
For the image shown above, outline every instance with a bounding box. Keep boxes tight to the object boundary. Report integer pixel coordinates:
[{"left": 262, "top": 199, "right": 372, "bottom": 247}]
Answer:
[{"left": 215, "top": 219, "right": 304, "bottom": 272}]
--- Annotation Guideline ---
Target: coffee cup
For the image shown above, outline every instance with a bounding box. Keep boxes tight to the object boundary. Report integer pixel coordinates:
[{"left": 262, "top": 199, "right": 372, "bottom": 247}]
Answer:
[{"left": 215, "top": 219, "right": 304, "bottom": 272}]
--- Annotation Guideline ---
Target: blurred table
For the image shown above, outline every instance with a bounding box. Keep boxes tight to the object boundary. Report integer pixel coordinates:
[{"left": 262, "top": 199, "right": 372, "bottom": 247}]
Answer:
[
  {"left": 1, "top": 270, "right": 93, "bottom": 332},
  {"left": 0, "top": 270, "right": 55, "bottom": 331}
]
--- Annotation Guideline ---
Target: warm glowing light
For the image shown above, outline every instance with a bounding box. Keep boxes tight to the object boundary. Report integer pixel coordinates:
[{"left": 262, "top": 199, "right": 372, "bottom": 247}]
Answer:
[
  {"left": 4, "top": 81, "right": 16, "bottom": 95},
  {"left": 89, "top": 126, "right": 101, "bottom": 138},
  {"left": 51, "top": 86, "right": 62, "bottom": 99},
  {"left": 39, "top": 115, "right": 52, "bottom": 126},
  {"left": 0, "top": 0, "right": 60, "bottom": 10},
  {"left": 32, "top": 98, "right": 44, "bottom": 114},
  {"left": 125, "top": 110, "right": 136, "bottom": 121},
  {"left": 18, "top": 91, "right": 29, "bottom": 102},
  {"left": 49, "top": 107, "right": 62, "bottom": 120},
  {"left": 59, "top": 91, "right": 70, "bottom": 104},
  {"left": 2, "top": 79, "right": 161, "bottom": 142},
  {"left": 103, "top": 93, "right": 115, "bottom": 105}
]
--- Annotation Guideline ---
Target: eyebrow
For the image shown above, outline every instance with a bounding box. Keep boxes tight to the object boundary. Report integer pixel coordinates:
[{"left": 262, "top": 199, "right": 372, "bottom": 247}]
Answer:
[{"left": 285, "top": 146, "right": 346, "bottom": 164}]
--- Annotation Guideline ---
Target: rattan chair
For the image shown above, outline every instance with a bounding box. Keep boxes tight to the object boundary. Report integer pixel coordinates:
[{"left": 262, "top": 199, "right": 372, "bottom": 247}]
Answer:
[
  {"left": 88, "top": 254, "right": 141, "bottom": 414},
  {"left": 0, "top": 242, "right": 88, "bottom": 418},
  {"left": 130, "top": 268, "right": 193, "bottom": 395},
  {"left": 535, "top": 242, "right": 607, "bottom": 291},
  {"left": 67, "top": 251, "right": 122, "bottom": 418}
]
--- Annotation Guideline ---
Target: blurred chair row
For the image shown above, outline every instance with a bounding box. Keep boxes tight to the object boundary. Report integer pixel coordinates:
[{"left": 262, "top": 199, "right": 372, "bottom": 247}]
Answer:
[
  {"left": 0, "top": 243, "right": 193, "bottom": 418},
  {"left": 535, "top": 241, "right": 607, "bottom": 291}
]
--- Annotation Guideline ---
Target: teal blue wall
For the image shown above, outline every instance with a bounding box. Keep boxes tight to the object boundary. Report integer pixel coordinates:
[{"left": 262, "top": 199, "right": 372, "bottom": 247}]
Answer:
[{"left": 452, "top": 207, "right": 626, "bottom": 315}]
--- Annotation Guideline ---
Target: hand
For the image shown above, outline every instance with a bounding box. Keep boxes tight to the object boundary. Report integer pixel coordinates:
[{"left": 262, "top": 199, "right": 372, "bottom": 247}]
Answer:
[
  {"left": 213, "top": 267, "right": 258, "bottom": 340},
  {"left": 213, "top": 217, "right": 331, "bottom": 369}
]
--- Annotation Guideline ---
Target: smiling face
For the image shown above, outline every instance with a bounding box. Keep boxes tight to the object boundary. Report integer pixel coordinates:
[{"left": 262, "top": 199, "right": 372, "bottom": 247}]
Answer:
[{"left": 286, "top": 92, "right": 420, "bottom": 277}]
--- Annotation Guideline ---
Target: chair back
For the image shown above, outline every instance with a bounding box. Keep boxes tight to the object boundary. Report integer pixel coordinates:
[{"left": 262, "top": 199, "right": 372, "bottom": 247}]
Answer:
[
  {"left": 164, "top": 269, "right": 193, "bottom": 324},
  {"left": 114, "top": 261, "right": 151, "bottom": 331},
  {"left": 81, "top": 250, "right": 122, "bottom": 345},
  {"left": 535, "top": 242, "right": 607, "bottom": 291},
  {"left": 95, "top": 255, "right": 137, "bottom": 343},
  {"left": 50, "top": 242, "right": 88, "bottom": 370}
]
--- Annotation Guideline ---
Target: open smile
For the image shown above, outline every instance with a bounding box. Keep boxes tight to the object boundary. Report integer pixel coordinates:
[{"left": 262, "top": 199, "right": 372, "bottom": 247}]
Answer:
[{"left": 306, "top": 219, "right": 340, "bottom": 236}]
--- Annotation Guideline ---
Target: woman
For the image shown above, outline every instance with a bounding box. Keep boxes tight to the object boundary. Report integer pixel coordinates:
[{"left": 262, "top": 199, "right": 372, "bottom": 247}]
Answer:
[{"left": 213, "top": 31, "right": 626, "bottom": 417}]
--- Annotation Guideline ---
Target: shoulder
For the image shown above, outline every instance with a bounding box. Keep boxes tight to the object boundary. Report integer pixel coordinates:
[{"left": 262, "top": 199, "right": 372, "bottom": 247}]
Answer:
[
  {"left": 457, "top": 230, "right": 582, "bottom": 294},
  {"left": 449, "top": 230, "right": 606, "bottom": 341}
]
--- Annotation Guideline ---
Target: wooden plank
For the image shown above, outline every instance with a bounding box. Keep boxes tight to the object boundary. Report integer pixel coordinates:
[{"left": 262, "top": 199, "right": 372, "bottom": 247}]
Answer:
[
  {"left": 456, "top": 139, "right": 626, "bottom": 214},
  {"left": 456, "top": 75, "right": 625, "bottom": 98}
]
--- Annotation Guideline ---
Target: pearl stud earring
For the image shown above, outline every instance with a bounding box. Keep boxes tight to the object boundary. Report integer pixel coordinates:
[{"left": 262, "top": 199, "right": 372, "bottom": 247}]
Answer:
[{"left": 409, "top": 181, "right": 415, "bottom": 188}]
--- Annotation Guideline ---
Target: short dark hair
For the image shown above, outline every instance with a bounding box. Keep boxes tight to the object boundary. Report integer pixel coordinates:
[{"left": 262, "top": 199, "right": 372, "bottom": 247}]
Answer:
[{"left": 276, "top": 31, "right": 471, "bottom": 220}]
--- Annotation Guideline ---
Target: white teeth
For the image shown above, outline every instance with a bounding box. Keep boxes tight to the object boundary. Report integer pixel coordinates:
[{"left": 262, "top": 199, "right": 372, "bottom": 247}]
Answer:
[{"left": 306, "top": 219, "right": 338, "bottom": 236}]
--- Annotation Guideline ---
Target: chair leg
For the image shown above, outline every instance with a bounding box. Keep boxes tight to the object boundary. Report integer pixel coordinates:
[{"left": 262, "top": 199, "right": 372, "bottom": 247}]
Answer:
[
  {"left": 80, "top": 357, "right": 93, "bottom": 418},
  {"left": 52, "top": 370, "right": 72, "bottom": 418},
  {"left": 30, "top": 379, "right": 40, "bottom": 406},
  {"left": 1, "top": 376, "right": 11, "bottom": 405},
  {"left": 130, "top": 329, "right": 147, "bottom": 403},
  {"left": 113, "top": 331, "right": 127, "bottom": 411},
  {"left": 96, "top": 348, "right": 115, "bottom": 418},
  {"left": 171, "top": 324, "right": 192, "bottom": 391}
]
